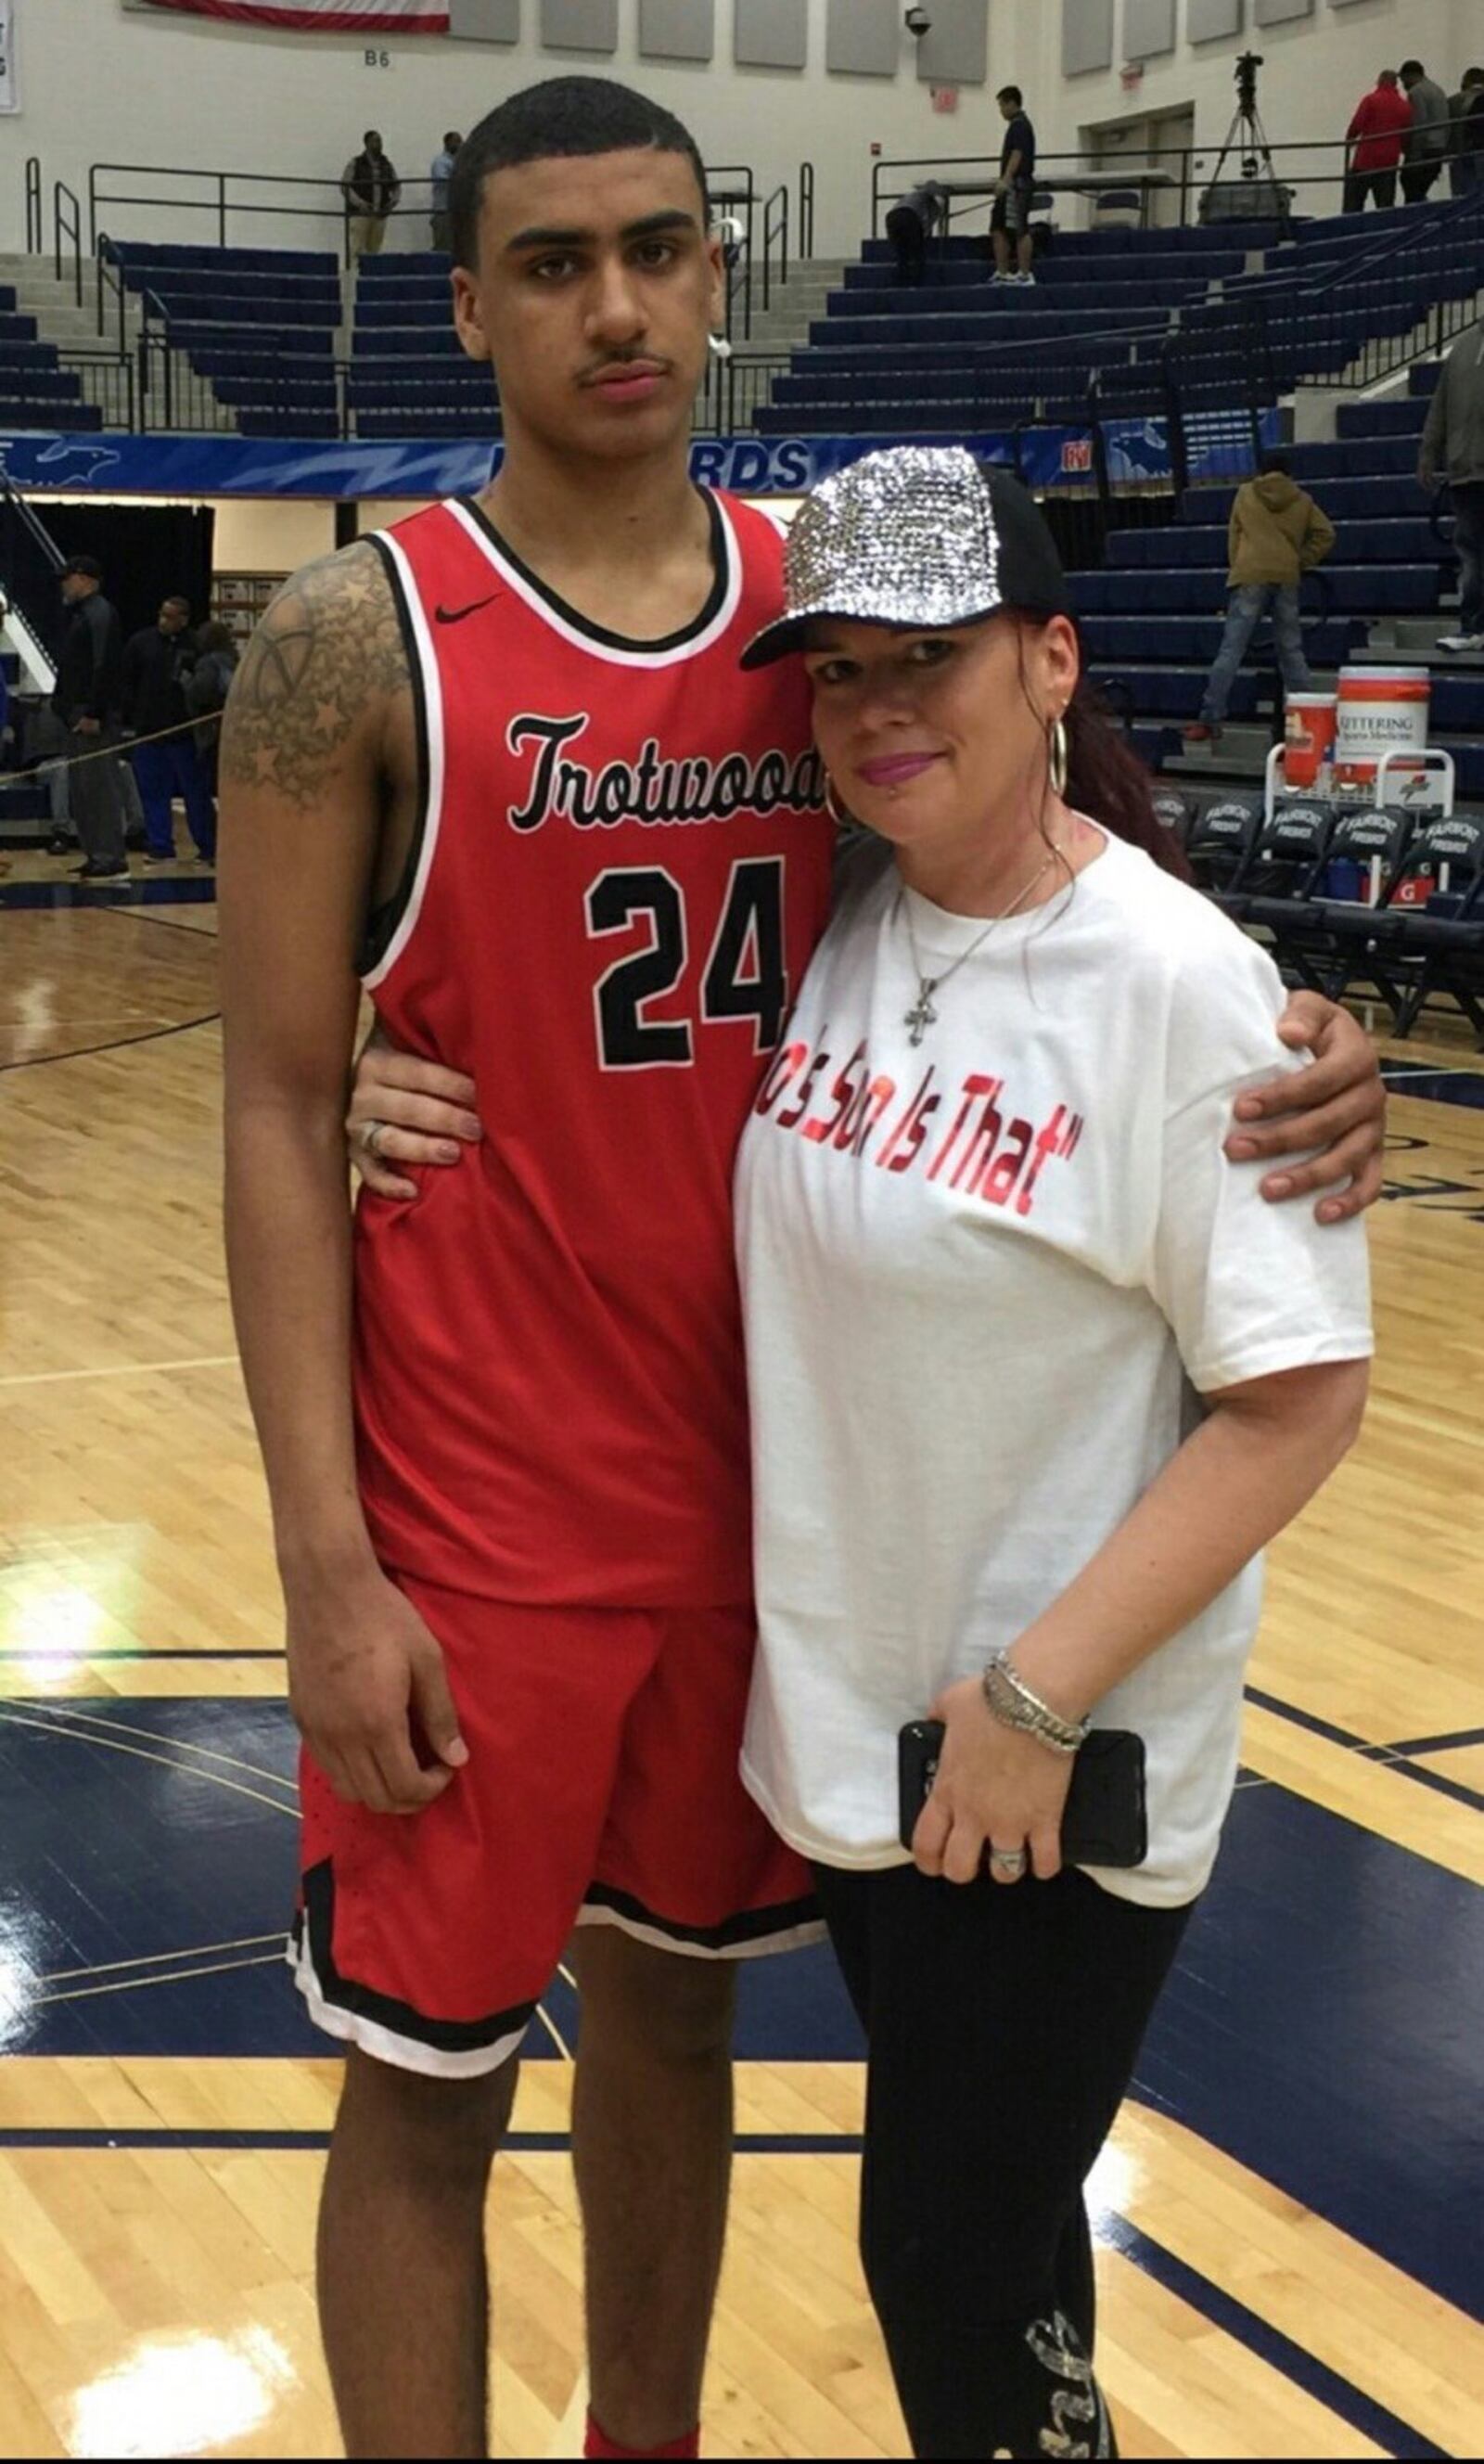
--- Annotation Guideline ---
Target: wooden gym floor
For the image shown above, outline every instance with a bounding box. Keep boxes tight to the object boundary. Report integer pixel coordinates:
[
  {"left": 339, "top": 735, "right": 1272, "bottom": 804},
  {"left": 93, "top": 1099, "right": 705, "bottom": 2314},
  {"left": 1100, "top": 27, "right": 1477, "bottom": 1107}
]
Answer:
[{"left": 1, "top": 873, "right": 1481, "bottom": 2461}]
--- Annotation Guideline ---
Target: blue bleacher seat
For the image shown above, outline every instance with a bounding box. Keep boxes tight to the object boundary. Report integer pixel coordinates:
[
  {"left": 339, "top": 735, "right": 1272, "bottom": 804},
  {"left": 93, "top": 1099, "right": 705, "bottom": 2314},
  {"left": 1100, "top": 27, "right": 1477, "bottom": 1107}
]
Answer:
[
  {"left": 1078, "top": 614, "right": 1364, "bottom": 666},
  {"left": 1107, "top": 519, "right": 1446, "bottom": 570},
  {"left": 1073, "top": 565, "right": 1439, "bottom": 616},
  {"left": 357, "top": 251, "right": 450, "bottom": 277},
  {"left": 108, "top": 240, "right": 336, "bottom": 276},
  {"left": 0, "top": 399, "right": 102, "bottom": 430},
  {"left": 1337, "top": 398, "right": 1429, "bottom": 439}
]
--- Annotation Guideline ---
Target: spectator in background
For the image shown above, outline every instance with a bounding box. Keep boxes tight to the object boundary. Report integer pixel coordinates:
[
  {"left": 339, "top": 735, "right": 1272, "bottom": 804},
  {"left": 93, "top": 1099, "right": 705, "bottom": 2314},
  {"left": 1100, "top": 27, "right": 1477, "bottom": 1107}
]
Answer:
[
  {"left": 1183, "top": 456, "right": 1337, "bottom": 746},
  {"left": 1419, "top": 311, "right": 1484, "bottom": 654},
  {"left": 342, "top": 131, "right": 402, "bottom": 260},
  {"left": 1448, "top": 68, "right": 1484, "bottom": 198},
  {"left": 991, "top": 84, "right": 1037, "bottom": 286},
  {"left": 1399, "top": 60, "right": 1451, "bottom": 201},
  {"left": 122, "top": 595, "right": 216, "bottom": 866},
  {"left": 186, "top": 621, "right": 239, "bottom": 802},
  {"left": 31, "top": 703, "right": 76, "bottom": 855},
  {"left": 1344, "top": 71, "right": 1412, "bottom": 213},
  {"left": 886, "top": 178, "right": 948, "bottom": 288},
  {"left": 54, "top": 556, "right": 128, "bottom": 882},
  {"left": 429, "top": 131, "right": 463, "bottom": 253}
]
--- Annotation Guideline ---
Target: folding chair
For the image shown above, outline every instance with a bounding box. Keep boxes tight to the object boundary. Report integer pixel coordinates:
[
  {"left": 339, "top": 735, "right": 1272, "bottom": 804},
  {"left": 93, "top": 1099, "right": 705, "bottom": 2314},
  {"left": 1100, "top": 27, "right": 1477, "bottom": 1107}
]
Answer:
[
  {"left": 1185, "top": 795, "right": 1263, "bottom": 904},
  {"left": 1388, "top": 816, "right": 1484, "bottom": 1046},
  {"left": 1237, "top": 800, "right": 1337, "bottom": 954},
  {"left": 1151, "top": 789, "right": 1196, "bottom": 847},
  {"left": 1286, "top": 806, "right": 1416, "bottom": 1016}
]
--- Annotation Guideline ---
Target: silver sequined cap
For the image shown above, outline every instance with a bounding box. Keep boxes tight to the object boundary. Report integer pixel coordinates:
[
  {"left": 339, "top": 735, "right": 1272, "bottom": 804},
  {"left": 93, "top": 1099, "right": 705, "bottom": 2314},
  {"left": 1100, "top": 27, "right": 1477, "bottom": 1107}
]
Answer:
[{"left": 740, "top": 444, "right": 1070, "bottom": 670}]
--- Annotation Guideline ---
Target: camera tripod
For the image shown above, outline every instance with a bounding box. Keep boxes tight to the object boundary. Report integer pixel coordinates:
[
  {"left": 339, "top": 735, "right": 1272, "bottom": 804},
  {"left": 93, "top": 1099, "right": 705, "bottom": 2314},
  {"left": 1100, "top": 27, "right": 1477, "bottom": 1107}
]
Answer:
[{"left": 1205, "top": 55, "right": 1292, "bottom": 230}]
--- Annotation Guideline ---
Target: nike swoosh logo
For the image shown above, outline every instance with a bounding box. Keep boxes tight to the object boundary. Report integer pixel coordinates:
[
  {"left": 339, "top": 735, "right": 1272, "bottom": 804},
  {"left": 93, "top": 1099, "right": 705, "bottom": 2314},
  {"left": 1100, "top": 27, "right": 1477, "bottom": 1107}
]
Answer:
[{"left": 435, "top": 593, "right": 500, "bottom": 625}]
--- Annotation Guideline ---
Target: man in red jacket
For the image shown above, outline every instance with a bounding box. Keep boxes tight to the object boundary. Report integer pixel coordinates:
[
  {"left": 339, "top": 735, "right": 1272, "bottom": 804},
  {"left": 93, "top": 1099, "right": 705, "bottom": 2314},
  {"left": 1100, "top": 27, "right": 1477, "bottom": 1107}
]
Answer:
[{"left": 1345, "top": 70, "right": 1413, "bottom": 212}]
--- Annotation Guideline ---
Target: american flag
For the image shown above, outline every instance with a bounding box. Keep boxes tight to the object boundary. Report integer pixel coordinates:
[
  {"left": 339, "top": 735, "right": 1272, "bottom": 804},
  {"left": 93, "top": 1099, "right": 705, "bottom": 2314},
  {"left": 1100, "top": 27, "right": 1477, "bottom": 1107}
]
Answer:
[{"left": 142, "top": 0, "right": 451, "bottom": 32}]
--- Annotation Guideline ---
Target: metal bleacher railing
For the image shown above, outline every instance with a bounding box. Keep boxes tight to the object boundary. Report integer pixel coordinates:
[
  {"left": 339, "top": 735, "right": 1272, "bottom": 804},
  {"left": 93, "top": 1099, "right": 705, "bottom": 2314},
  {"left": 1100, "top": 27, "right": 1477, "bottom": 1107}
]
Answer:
[
  {"left": 0, "top": 469, "right": 66, "bottom": 666},
  {"left": 868, "top": 132, "right": 1462, "bottom": 243},
  {"left": 1284, "top": 179, "right": 1484, "bottom": 390},
  {"left": 9, "top": 155, "right": 1481, "bottom": 458},
  {"left": 83, "top": 155, "right": 768, "bottom": 277},
  {"left": 71, "top": 149, "right": 804, "bottom": 368}
]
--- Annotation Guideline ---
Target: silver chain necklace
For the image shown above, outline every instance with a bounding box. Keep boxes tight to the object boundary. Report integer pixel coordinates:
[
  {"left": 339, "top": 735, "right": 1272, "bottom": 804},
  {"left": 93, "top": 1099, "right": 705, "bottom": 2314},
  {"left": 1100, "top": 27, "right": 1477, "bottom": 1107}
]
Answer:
[{"left": 899, "top": 849, "right": 1060, "bottom": 1046}]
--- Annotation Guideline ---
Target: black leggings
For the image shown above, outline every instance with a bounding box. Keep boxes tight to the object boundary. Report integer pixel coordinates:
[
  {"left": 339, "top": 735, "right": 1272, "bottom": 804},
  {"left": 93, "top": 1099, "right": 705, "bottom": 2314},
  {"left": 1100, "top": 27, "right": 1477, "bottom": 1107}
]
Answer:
[{"left": 812, "top": 1860, "right": 1194, "bottom": 2461}]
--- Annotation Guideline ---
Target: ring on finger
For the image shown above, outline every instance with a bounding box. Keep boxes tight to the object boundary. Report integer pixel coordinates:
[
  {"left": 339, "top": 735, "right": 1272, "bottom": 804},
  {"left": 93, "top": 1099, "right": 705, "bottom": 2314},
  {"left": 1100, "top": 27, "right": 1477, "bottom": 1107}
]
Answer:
[
  {"left": 359, "top": 1117, "right": 388, "bottom": 1161},
  {"left": 989, "top": 1847, "right": 1028, "bottom": 1879}
]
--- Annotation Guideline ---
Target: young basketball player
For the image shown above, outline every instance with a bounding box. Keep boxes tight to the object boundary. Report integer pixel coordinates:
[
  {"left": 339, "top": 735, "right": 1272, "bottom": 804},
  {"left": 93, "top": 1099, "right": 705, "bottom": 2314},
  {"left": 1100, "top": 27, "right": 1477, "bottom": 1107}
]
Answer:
[{"left": 219, "top": 78, "right": 1387, "bottom": 2464}]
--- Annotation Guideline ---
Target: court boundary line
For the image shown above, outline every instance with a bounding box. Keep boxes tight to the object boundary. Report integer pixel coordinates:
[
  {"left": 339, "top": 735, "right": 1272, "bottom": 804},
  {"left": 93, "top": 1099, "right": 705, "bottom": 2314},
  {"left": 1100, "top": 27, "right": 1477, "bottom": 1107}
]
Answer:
[
  {"left": 0, "top": 2125, "right": 1443, "bottom": 2455},
  {"left": 36, "top": 1931, "right": 286, "bottom": 1987},
  {"left": 0, "top": 1011, "right": 221, "bottom": 1073},
  {"left": 1246, "top": 1685, "right": 1484, "bottom": 1814},
  {"left": 0, "top": 1354, "right": 238, "bottom": 1389},
  {"left": 98, "top": 905, "right": 220, "bottom": 940},
  {"left": 0, "top": 1709, "right": 295, "bottom": 1818},
  {"left": 5, "top": 1699, "right": 299, "bottom": 1793},
  {"left": 1099, "top": 2213, "right": 1445, "bottom": 2460},
  {"left": 1385, "top": 1725, "right": 1484, "bottom": 1757},
  {"left": 0, "top": 1649, "right": 285, "bottom": 1661}
]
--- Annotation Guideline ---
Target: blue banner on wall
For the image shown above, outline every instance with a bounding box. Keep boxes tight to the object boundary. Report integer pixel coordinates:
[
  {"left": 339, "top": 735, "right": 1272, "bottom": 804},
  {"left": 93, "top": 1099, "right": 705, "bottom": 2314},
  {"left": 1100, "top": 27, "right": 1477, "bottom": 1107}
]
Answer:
[
  {"left": 0, "top": 423, "right": 1203, "bottom": 502},
  {"left": 0, "top": 429, "right": 500, "bottom": 502}
]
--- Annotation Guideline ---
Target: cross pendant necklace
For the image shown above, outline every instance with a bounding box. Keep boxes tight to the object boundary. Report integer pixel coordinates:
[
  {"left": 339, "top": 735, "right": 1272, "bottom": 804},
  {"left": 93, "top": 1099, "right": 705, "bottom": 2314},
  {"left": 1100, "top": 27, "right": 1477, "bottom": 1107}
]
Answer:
[
  {"left": 904, "top": 981, "right": 940, "bottom": 1047},
  {"left": 899, "top": 846, "right": 1060, "bottom": 1046}
]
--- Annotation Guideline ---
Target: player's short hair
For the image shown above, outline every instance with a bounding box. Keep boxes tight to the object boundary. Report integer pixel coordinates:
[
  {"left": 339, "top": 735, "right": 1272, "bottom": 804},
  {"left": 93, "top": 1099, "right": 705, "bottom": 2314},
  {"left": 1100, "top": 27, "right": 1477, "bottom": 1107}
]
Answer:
[
  {"left": 449, "top": 76, "right": 710, "bottom": 271},
  {"left": 1398, "top": 59, "right": 1425, "bottom": 78},
  {"left": 997, "top": 84, "right": 1024, "bottom": 107},
  {"left": 1259, "top": 453, "right": 1291, "bottom": 477},
  {"left": 1377, "top": 68, "right": 1400, "bottom": 86}
]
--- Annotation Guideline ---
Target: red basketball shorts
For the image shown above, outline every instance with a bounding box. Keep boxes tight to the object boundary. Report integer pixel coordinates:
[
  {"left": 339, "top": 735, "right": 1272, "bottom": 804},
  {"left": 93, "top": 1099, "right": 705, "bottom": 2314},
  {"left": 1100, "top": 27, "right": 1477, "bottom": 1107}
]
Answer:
[{"left": 288, "top": 1579, "right": 821, "bottom": 2075}]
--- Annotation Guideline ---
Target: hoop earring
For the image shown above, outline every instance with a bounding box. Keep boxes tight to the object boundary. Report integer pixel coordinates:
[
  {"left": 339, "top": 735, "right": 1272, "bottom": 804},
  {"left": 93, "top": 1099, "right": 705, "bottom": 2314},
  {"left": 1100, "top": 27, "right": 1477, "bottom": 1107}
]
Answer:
[
  {"left": 824, "top": 774, "right": 853, "bottom": 828},
  {"left": 708, "top": 330, "right": 734, "bottom": 361},
  {"left": 1048, "top": 713, "right": 1068, "bottom": 800}
]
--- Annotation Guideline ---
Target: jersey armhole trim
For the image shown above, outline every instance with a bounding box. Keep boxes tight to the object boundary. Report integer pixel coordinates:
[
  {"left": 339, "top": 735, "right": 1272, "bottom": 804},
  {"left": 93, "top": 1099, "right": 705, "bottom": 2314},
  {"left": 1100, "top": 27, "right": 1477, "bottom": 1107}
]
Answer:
[{"left": 359, "top": 530, "right": 441, "bottom": 990}]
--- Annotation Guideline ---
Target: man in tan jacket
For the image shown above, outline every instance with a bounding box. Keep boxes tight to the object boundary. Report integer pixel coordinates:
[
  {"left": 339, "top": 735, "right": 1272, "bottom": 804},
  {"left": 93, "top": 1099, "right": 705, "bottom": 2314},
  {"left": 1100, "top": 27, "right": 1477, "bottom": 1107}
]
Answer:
[{"left": 1184, "top": 456, "right": 1337, "bottom": 743}]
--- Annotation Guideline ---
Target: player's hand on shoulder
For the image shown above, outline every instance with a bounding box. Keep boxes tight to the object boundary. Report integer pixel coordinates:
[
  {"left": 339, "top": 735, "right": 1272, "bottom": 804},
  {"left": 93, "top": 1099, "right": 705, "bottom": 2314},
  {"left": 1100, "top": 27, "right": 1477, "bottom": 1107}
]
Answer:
[
  {"left": 348, "top": 1023, "right": 483, "bottom": 1200},
  {"left": 1223, "top": 993, "right": 1385, "bottom": 1225},
  {"left": 287, "top": 1559, "right": 469, "bottom": 1816}
]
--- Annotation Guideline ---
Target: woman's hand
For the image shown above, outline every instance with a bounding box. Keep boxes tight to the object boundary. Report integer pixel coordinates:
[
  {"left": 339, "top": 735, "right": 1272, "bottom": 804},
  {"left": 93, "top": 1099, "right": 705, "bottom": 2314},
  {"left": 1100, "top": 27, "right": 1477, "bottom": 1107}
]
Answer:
[
  {"left": 911, "top": 1676, "right": 1074, "bottom": 1887},
  {"left": 1224, "top": 994, "right": 1385, "bottom": 1226},
  {"left": 346, "top": 1026, "right": 483, "bottom": 1200}
]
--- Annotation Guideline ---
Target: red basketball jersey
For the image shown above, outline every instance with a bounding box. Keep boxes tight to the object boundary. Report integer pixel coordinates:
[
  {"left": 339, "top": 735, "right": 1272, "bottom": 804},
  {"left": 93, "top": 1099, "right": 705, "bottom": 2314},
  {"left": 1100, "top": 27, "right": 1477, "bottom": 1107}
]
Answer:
[{"left": 352, "top": 493, "right": 834, "bottom": 1608}]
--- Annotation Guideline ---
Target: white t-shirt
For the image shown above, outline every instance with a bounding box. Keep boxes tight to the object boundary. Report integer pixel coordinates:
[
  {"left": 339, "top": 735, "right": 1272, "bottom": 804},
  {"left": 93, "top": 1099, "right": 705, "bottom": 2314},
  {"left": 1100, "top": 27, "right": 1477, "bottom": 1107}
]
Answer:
[{"left": 734, "top": 827, "right": 1373, "bottom": 1907}]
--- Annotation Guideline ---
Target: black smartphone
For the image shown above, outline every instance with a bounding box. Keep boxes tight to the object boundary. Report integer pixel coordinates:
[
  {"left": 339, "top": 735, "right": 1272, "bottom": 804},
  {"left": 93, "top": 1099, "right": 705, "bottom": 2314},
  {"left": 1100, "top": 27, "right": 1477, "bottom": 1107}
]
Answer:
[{"left": 897, "top": 1722, "right": 1147, "bottom": 1868}]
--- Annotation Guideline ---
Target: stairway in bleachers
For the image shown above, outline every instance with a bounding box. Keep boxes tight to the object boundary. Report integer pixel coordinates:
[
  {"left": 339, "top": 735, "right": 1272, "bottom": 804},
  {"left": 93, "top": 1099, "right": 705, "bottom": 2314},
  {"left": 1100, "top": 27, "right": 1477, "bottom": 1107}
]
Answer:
[
  {"left": 106, "top": 240, "right": 343, "bottom": 436},
  {"left": 1085, "top": 365, "right": 1484, "bottom": 802},
  {"left": 349, "top": 253, "right": 489, "bottom": 437},
  {"left": 757, "top": 194, "right": 1484, "bottom": 436},
  {"left": 0, "top": 270, "right": 105, "bottom": 433}
]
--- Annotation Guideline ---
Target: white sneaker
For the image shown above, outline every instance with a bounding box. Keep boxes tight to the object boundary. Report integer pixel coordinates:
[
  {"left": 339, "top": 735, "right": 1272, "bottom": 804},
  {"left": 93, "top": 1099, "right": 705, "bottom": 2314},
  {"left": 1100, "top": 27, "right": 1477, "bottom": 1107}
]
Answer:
[
  {"left": 1014, "top": 270, "right": 1037, "bottom": 285},
  {"left": 1436, "top": 631, "right": 1484, "bottom": 651},
  {"left": 991, "top": 271, "right": 1013, "bottom": 284}
]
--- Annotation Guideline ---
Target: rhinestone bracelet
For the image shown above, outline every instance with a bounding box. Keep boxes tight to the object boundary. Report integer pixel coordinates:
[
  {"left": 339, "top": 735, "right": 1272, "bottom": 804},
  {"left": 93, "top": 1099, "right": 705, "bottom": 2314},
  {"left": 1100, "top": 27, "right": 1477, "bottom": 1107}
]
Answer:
[{"left": 981, "top": 1652, "right": 1089, "bottom": 1757}]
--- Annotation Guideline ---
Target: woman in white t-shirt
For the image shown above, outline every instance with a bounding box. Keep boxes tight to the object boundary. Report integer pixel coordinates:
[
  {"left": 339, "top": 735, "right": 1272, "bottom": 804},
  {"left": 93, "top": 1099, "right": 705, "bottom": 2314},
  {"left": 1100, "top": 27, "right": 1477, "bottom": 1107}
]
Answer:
[
  {"left": 341, "top": 452, "right": 1376, "bottom": 2461},
  {"left": 726, "top": 449, "right": 1372, "bottom": 2460}
]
